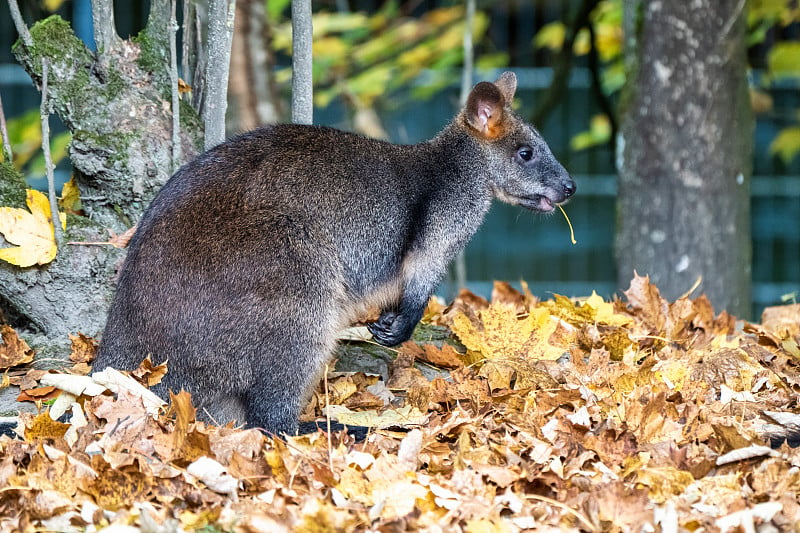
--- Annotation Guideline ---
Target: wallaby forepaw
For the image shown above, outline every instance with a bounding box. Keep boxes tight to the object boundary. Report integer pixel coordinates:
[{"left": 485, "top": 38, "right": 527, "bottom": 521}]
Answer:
[{"left": 367, "top": 311, "right": 414, "bottom": 347}]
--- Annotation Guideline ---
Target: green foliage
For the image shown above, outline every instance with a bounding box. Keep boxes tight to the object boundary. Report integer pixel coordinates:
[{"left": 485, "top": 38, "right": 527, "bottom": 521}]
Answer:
[
  {"left": 533, "top": 0, "right": 623, "bottom": 151},
  {"left": 271, "top": 2, "right": 506, "bottom": 116},
  {"left": 769, "top": 125, "right": 800, "bottom": 165},
  {"left": 4, "top": 109, "right": 71, "bottom": 181},
  {"left": 748, "top": 0, "right": 800, "bottom": 45},
  {"left": 570, "top": 114, "right": 611, "bottom": 151}
]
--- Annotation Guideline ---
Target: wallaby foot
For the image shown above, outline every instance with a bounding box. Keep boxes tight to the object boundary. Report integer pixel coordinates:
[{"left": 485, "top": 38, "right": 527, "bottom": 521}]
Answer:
[{"left": 367, "top": 309, "right": 419, "bottom": 346}]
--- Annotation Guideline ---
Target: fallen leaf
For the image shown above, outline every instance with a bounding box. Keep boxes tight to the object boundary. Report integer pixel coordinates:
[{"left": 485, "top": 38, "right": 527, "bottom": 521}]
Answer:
[
  {"left": 324, "top": 404, "right": 429, "bottom": 428},
  {"left": 0, "top": 189, "right": 66, "bottom": 267},
  {"left": 0, "top": 324, "right": 34, "bottom": 369},
  {"left": 68, "top": 333, "right": 97, "bottom": 364}
]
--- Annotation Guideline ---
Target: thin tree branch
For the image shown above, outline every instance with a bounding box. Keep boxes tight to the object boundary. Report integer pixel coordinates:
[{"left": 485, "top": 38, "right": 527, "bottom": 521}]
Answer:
[
  {"left": 182, "top": 0, "right": 194, "bottom": 87},
  {"left": 531, "top": 0, "right": 599, "bottom": 128},
  {"left": 291, "top": 0, "right": 313, "bottom": 125},
  {"left": 7, "top": 0, "right": 33, "bottom": 49},
  {"left": 170, "top": 0, "right": 181, "bottom": 172},
  {"left": 459, "top": 0, "right": 475, "bottom": 107},
  {"left": 39, "top": 58, "right": 63, "bottom": 245},
  {"left": 0, "top": 92, "right": 12, "bottom": 163},
  {"left": 90, "top": 0, "right": 119, "bottom": 54},
  {"left": 452, "top": 0, "right": 476, "bottom": 296},
  {"left": 203, "top": 0, "right": 237, "bottom": 149}
]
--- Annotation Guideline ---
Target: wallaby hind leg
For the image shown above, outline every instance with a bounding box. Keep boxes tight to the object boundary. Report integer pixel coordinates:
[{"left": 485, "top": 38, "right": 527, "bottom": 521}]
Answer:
[{"left": 242, "top": 324, "right": 337, "bottom": 436}]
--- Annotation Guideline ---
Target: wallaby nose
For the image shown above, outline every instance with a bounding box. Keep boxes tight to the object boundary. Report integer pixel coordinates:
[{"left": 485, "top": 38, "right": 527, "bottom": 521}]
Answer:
[{"left": 563, "top": 180, "right": 576, "bottom": 199}]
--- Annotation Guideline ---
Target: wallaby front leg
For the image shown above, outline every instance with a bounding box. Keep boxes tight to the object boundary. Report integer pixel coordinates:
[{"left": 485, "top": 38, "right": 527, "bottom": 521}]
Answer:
[{"left": 367, "top": 261, "right": 445, "bottom": 347}]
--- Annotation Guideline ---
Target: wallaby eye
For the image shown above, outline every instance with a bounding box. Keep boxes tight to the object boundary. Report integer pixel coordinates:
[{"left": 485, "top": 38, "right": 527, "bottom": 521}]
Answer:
[{"left": 517, "top": 146, "right": 534, "bottom": 162}]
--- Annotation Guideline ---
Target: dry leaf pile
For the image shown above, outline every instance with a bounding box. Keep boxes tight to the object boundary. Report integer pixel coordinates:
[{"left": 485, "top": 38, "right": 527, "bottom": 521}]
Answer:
[{"left": 1, "top": 274, "right": 800, "bottom": 531}]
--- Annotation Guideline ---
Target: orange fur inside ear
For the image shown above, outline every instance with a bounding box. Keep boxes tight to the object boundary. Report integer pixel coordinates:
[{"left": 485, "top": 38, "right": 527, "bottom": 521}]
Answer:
[{"left": 465, "top": 81, "right": 510, "bottom": 140}]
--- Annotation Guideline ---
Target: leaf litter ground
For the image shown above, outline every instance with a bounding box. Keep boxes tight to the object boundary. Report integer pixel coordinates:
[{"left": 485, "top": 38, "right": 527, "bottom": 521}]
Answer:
[{"left": 1, "top": 274, "right": 800, "bottom": 531}]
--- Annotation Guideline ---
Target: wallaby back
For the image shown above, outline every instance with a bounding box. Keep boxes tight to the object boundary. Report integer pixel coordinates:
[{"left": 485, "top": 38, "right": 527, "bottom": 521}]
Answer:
[{"left": 94, "top": 72, "right": 575, "bottom": 435}]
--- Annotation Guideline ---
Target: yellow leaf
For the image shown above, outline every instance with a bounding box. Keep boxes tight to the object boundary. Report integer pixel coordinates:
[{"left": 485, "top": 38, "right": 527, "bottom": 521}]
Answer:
[
  {"left": 59, "top": 176, "right": 81, "bottom": 212},
  {"left": 0, "top": 189, "right": 64, "bottom": 267},
  {"left": 635, "top": 466, "right": 694, "bottom": 504},
  {"left": 533, "top": 21, "right": 566, "bottom": 51},
  {"left": 43, "top": 0, "right": 67, "bottom": 12},
  {"left": 768, "top": 42, "right": 800, "bottom": 80},
  {"left": 451, "top": 303, "right": 566, "bottom": 361},
  {"left": 769, "top": 126, "right": 800, "bottom": 165},
  {"left": 594, "top": 21, "right": 623, "bottom": 61},
  {"left": 324, "top": 404, "right": 428, "bottom": 428},
  {"left": 584, "top": 291, "right": 632, "bottom": 327}
]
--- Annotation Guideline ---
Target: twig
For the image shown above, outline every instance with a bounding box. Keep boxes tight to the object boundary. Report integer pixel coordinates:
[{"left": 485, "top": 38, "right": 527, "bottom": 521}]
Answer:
[
  {"left": 7, "top": 0, "right": 33, "bottom": 49},
  {"left": 459, "top": 0, "right": 475, "bottom": 107},
  {"left": 181, "top": 0, "right": 195, "bottom": 90},
  {"left": 169, "top": 0, "right": 181, "bottom": 173},
  {"left": 0, "top": 92, "right": 12, "bottom": 162},
  {"left": 586, "top": 19, "right": 617, "bottom": 157},
  {"left": 450, "top": 0, "right": 475, "bottom": 295},
  {"left": 39, "top": 58, "right": 63, "bottom": 245},
  {"left": 324, "top": 364, "right": 333, "bottom": 472},
  {"left": 203, "top": 0, "right": 237, "bottom": 149}
]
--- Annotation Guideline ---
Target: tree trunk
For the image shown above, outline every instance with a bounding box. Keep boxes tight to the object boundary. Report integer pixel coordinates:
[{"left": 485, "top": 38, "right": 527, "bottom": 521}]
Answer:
[
  {"left": 1, "top": 10, "right": 203, "bottom": 350},
  {"left": 616, "top": 0, "right": 753, "bottom": 317}
]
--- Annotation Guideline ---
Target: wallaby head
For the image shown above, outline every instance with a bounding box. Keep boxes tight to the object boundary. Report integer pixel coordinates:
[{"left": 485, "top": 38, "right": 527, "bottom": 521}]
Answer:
[{"left": 458, "top": 71, "right": 576, "bottom": 212}]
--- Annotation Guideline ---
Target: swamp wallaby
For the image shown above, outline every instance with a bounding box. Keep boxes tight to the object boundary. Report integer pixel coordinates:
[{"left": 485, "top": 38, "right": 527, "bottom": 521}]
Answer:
[{"left": 93, "top": 72, "right": 576, "bottom": 435}]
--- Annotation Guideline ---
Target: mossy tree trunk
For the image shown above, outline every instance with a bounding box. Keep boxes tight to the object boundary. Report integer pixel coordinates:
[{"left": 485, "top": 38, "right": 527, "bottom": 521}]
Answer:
[
  {"left": 0, "top": 2, "right": 204, "bottom": 357},
  {"left": 616, "top": 0, "right": 753, "bottom": 317}
]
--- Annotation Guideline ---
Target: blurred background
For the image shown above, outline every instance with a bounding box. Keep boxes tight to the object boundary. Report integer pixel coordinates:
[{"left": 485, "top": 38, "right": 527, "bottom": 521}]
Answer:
[{"left": 1, "top": 0, "right": 798, "bottom": 318}]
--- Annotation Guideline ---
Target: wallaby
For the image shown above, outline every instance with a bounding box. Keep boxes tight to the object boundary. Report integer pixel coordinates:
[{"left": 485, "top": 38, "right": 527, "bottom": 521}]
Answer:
[{"left": 93, "top": 72, "right": 576, "bottom": 435}]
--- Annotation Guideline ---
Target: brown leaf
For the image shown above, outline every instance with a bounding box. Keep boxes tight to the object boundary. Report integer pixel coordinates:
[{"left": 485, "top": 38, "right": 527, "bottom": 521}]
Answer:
[
  {"left": 82, "top": 459, "right": 152, "bottom": 511},
  {"left": 130, "top": 355, "right": 168, "bottom": 387},
  {"left": 490, "top": 280, "right": 528, "bottom": 312},
  {"left": 399, "top": 341, "right": 464, "bottom": 369},
  {"left": 761, "top": 303, "right": 800, "bottom": 339},
  {"left": 16, "top": 385, "right": 58, "bottom": 403},
  {"left": 68, "top": 333, "right": 97, "bottom": 364},
  {"left": 624, "top": 272, "right": 668, "bottom": 332},
  {"left": 0, "top": 325, "right": 34, "bottom": 369},
  {"left": 21, "top": 412, "right": 69, "bottom": 442},
  {"left": 170, "top": 390, "right": 197, "bottom": 454}
]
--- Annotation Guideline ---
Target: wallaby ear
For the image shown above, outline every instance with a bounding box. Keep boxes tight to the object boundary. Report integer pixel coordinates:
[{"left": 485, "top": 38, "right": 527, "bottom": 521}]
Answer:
[
  {"left": 494, "top": 71, "right": 517, "bottom": 104},
  {"left": 465, "top": 81, "right": 506, "bottom": 140}
]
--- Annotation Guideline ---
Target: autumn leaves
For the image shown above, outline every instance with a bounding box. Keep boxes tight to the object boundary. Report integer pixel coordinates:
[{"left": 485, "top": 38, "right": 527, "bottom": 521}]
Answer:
[{"left": 0, "top": 179, "right": 80, "bottom": 267}]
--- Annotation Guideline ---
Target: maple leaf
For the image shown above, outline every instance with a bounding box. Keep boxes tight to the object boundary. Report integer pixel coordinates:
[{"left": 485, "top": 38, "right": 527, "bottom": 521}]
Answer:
[
  {"left": 546, "top": 291, "right": 632, "bottom": 327},
  {"left": 0, "top": 189, "right": 66, "bottom": 267},
  {"left": 624, "top": 272, "right": 669, "bottom": 332},
  {"left": 451, "top": 302, "right": 567, "bottom": 362}
]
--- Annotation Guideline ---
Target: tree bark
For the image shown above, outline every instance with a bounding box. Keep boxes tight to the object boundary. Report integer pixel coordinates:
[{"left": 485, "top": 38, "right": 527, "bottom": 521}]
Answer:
[
  {"left": 616, "top": 0, "right": 752, "bottom": 317},
  {"left": 291, "top": 0, "right": 313, "bottom": 125},
  {"left": 2, "top": 9, "right": 203, "bottom": 348},
  {"left": 204, "top": 0, "right": 236, "bottom": 148}
]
